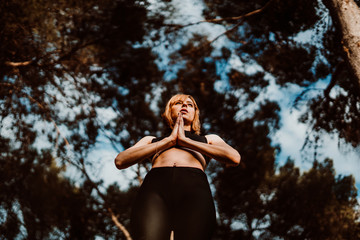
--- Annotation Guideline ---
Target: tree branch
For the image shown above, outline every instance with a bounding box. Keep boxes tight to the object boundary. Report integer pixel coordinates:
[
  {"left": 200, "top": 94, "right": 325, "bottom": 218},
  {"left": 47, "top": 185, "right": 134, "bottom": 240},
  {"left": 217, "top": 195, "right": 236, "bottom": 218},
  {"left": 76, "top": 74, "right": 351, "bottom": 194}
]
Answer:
[
  {"left": 108, "top": 208, "right": 133, "bottom": 240},
  {"left": 2, "top": 82, "right": 71, "bottom": 146},
  {"left": 78, "top": 160, "right": 133, "bottom": 240},
  {"left": 136, "top": 164, "right": 144, "bottom": 185},
  {"left": 57, "top": 37, "right": 103, "bottom": 62},
  {"left": 324, "top": 61, "right": 345, "bottom": 99},
  {"left": 4, "top": 82, "right": 132, "bottom": 238},
  {"left": 22, "top": 91, "right": 71, "bottom": 146},
  {"left": 164, "top": 0, "right": 275, "bottom": 35},
  {"left": 5, "top": 60, "right": 33, "bottom": 67},
  {"left": 208, "top": 0, "right": 275, "bottom": 45}
]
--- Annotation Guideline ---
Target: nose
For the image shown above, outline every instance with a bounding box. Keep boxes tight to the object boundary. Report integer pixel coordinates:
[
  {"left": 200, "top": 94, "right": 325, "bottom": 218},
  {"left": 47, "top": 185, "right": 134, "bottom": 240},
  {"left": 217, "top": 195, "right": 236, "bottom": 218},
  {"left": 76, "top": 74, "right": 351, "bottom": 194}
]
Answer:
[{"left": 182, "top": 103, "right": 188, "bottom": 107}]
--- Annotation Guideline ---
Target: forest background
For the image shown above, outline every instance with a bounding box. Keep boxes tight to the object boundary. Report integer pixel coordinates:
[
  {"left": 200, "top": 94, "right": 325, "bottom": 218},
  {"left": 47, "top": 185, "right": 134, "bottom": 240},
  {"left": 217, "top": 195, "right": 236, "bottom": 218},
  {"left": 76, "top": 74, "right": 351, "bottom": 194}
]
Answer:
[{"left": 1, "top": 0, "right": 360, "bottom": 239}]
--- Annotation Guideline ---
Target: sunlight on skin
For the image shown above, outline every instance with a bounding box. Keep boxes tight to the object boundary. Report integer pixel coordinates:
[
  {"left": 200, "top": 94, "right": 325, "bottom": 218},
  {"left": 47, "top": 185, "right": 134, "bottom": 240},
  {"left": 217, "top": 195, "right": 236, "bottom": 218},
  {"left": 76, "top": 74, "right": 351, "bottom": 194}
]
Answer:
[{"left": 79, "top": 0, "right": 360, "bottom": 202}]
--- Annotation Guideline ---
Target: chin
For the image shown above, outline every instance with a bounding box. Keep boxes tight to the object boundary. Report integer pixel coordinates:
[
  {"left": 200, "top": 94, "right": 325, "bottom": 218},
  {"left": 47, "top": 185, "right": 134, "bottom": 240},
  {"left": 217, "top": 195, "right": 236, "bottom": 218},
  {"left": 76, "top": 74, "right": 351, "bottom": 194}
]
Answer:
[{"left": 183, "top": 118, "right": 193, "bottom": 124}]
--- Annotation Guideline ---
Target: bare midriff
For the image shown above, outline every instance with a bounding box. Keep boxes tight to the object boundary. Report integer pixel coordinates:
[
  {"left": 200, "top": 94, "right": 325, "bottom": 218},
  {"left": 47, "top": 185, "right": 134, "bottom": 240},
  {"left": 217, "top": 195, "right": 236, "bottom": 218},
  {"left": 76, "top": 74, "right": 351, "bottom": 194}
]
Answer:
[{"left": 152, "top": 147, "right": 206, "bottom": 171}]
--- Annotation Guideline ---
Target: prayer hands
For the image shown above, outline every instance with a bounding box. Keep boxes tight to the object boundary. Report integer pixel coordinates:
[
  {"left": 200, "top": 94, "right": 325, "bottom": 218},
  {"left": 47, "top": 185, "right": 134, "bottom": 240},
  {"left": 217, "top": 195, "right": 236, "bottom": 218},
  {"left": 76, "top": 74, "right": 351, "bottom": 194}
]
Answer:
[{"left": 169, "top": 113, "right": 187, "bottom": 146}]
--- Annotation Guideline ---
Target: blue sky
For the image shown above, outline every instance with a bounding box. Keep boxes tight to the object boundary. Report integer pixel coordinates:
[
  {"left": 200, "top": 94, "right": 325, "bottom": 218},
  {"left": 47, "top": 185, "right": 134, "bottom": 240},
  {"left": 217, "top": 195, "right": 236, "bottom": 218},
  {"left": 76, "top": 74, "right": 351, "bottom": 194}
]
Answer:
[
  {"left": 89, "top": 82, "right": 360, "bottom": 194},
  {"left": 86, "top": 0, "right": 360, "bottom": 200}
]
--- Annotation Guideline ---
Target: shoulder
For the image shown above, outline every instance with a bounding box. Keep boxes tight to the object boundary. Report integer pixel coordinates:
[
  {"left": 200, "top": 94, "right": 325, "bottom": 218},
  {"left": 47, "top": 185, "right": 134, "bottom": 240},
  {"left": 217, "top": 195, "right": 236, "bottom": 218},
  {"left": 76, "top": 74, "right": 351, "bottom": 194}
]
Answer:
[
  {"left": 133, "top": 136, "right": 156, "bottom": 147},
  {"left": 140, "top": 136, "right": 156, "bottom": 144},
  {"left": 205, "top": 134, "right": 225, "bottom": 145}
]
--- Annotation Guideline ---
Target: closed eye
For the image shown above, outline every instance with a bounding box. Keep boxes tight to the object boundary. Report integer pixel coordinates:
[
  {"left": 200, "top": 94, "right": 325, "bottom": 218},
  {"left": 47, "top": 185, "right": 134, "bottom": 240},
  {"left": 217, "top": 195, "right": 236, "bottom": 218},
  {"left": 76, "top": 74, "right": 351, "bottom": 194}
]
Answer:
[{"left": 185, "top": 101, "right": 194, "bottom": 107}]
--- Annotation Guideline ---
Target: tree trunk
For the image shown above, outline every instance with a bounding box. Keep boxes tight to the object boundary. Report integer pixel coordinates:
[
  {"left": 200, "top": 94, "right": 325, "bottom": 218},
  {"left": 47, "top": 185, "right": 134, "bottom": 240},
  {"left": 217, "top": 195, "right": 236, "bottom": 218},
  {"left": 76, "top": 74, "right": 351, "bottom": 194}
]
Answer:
[
  {"left": 324, "top": 0, "right": 360, "bottom": 87},
  {"left": 108, "top": 208, "right": 133, "bottom": 240}
]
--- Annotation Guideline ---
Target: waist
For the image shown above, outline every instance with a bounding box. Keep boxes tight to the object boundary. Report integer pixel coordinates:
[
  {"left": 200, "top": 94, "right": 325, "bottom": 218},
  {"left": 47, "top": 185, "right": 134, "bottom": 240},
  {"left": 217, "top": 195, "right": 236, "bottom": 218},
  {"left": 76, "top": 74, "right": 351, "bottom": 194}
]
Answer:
[
  {"left": 152, "top": 157, "right": 205, "bottom": 171},
  {"left": 152, "top": 148, "right": 207, "bottom": 169},
  {"left": 142, "top": 166, "right": 210, "bottom": 192}
]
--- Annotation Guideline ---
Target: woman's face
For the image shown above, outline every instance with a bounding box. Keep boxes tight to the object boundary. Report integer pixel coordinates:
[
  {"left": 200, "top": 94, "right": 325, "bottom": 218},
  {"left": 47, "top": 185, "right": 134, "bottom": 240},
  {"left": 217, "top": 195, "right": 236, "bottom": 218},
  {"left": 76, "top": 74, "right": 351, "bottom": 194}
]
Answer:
[{"left": 171, "top": 97, "right": 196, "bottom": 125}]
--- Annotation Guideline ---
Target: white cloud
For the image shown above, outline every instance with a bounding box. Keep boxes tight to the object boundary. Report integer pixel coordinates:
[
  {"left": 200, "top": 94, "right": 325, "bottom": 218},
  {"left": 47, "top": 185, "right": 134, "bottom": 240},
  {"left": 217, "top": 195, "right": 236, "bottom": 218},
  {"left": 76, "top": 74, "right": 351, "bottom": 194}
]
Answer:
[{"left": 269, "top": 83, "right": 360, "bottom": 196}]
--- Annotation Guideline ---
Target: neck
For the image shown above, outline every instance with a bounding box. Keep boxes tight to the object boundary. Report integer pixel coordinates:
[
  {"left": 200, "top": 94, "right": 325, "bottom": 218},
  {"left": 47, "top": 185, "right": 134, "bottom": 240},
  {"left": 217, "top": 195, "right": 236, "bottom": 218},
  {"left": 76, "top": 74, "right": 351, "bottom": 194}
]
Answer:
[{"left": 183, "top": 125, "right": 191, "bottom": 131}]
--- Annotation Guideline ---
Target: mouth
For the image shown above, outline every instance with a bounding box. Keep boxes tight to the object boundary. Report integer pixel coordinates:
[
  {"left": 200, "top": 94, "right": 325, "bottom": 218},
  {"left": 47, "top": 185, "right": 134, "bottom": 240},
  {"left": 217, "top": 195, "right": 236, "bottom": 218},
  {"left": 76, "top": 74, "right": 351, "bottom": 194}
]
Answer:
[{"left": 180, "top": 109, "right": 188, "bottom": 114}]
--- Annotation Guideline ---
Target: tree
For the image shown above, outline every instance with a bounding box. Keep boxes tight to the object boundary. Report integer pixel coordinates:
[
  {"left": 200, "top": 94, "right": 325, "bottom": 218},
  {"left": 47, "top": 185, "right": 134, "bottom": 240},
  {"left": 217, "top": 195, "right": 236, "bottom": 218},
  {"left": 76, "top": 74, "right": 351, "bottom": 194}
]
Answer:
[
  {"left": 1, "top": 0, "right": 163, "bottom": 238},
  {"left": 214, "top": 157, "right": 360, "bottom": 239},
  {"left": 1, "top": 0, "right": 360, "bottom": 239},
  {"left": 0, "top": 139, "right": 125, "bottom": 239},
  {"left": 158, "top": 1, "right": 360, "bottom": 238},
  {"left": 268, "top": 159, "right": 360, "bottom": 239},
  {"left": 196, "top": 0, "right": 360, "bottom": 148},
  {"left": 323, "top": 0, "right": 360, "bottom": 85}
]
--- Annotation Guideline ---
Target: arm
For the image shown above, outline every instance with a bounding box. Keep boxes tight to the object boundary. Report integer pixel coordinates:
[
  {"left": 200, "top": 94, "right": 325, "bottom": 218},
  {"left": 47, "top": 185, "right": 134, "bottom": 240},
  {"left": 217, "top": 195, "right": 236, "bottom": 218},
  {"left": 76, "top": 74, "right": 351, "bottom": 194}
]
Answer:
[
  {"left": 177, "top": 115, "right": 240, "bottom": 167},
  {"left": 179, "top": 134, "right": 241, "bottom": 167},
  {"left": 114, "top": 136, "right": 175, "bottom": 170},
  {"left": 115, "top": 115, "right": 181, "bottom": 169}
]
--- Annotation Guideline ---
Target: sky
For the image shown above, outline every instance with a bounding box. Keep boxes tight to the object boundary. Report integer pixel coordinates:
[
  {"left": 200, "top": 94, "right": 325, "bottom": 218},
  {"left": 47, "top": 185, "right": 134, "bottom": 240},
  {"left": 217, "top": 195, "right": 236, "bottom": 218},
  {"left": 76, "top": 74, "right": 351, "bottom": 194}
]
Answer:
[
  {"left": 88, "top": 0, "right": 360, "bottom": 199},
  {"left": 90, "top": 82, "right": 360, "bottom": 192},
  {"left": 1, "top": 2, "right": 359, "bottom": 239}
]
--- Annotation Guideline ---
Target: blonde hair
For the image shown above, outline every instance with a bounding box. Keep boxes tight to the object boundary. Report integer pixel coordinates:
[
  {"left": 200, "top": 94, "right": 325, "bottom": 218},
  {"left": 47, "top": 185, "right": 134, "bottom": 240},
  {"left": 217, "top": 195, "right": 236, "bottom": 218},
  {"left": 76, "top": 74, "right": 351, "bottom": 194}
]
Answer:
[{"left": 162, "top": 94, "right": 201, "bottom": 135}]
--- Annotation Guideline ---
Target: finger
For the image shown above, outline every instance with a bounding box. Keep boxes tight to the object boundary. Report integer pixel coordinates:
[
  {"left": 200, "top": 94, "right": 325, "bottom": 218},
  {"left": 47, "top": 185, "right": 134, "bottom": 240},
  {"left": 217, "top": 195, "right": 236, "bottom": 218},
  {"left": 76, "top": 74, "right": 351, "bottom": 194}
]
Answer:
[
  {"left": 178, "top": 114, "right": 185, "bottom": 134},
  {"left": 172, "top": 113, "right": 180, "bottom": 132},
  {"left": 179, "top": 115, "right": 184, "bottom": 130},
  {"left": 178, "top": 113, "right": 182, "bottom": 123},
  {"left": 180, "top": 113, "right": 184, "bottom": 125},
  {"left": 173, "top": 120, "right": 179, "bottom": 132}
]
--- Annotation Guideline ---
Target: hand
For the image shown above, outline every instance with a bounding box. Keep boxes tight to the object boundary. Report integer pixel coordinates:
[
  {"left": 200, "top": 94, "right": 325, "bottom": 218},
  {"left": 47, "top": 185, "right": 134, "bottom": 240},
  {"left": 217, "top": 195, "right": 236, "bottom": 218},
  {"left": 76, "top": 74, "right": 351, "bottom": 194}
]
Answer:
[
  {"left": 177, "top": 113, "right": 187, "bottom": 145},
  {"left": 168, "top": 113, "right": 188, "bottom": 146},
  {"left": 169, "top": 113, "right": 181, "bottom": 145}
]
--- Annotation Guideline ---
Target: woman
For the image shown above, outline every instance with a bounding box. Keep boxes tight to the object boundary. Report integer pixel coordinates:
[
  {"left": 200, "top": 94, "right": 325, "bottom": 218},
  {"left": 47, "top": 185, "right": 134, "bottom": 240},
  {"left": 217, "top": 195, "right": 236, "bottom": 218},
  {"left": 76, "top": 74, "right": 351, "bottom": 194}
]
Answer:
[{"left": 115, "top": 94, "right": 240, "bottom": 240}]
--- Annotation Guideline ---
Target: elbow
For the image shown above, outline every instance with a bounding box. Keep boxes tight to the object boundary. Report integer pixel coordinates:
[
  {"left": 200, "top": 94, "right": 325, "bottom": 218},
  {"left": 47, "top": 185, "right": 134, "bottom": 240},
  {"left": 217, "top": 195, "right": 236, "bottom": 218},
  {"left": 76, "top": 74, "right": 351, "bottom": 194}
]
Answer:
[
  {"left": 114, "top": 155, "right": 127, "bottom": 170},
  {"left": 235, "top": 152, "right": 241, "bottom": 165},
  {"left": 114, "top": 158, "right": 123, "bottom": 169},
  {"left": 230, "top": 151, "right": 241, "bottom": 167}
]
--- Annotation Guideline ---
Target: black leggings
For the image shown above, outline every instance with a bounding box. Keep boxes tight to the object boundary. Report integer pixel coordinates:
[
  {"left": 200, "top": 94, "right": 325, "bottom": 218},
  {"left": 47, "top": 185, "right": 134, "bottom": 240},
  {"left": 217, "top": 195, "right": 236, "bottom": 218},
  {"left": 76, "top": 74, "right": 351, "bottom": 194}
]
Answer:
[{"left": 130, "top": 167, "right": 216, "bottom": 240}]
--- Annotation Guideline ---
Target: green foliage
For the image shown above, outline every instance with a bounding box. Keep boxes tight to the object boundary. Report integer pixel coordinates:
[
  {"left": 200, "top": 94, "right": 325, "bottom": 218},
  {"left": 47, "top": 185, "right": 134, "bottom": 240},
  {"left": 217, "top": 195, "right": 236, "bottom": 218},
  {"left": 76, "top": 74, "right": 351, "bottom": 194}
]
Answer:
[
  {"left": 214, "top": 158, "right": 360, "bottom": 239},
  {"left": 204, "top": 0, "right": 320, "bottom": 38},
  {"left": 1, "top": 0, "right": 360, "bottom": 239},
  {"left": 203, "top": 0, "right": 360, "bottom": 148},
  {"left": 269, "top": 159, "right": 360, "bottom": 239},
  {"left": 1, "top": 0, "right": 163, "bottom": 238},
  {"left": 1, "top": 146, "right": 96, "bottom": 239}
]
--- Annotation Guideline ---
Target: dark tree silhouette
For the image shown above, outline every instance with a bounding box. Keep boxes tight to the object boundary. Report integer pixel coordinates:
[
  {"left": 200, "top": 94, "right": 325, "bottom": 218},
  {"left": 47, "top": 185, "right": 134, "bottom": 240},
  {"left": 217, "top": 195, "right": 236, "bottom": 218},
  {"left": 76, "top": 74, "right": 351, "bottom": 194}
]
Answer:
[{"left": 1, "top": 0, "right": 359, "bottom": 239}]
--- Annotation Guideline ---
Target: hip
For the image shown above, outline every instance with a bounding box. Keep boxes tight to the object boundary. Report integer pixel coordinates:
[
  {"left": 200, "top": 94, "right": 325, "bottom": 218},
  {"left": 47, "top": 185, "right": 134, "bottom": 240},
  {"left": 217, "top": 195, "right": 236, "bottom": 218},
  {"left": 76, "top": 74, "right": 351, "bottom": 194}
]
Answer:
[{"left": 141, "top": 166, "right": 211, "bottom": 192}]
